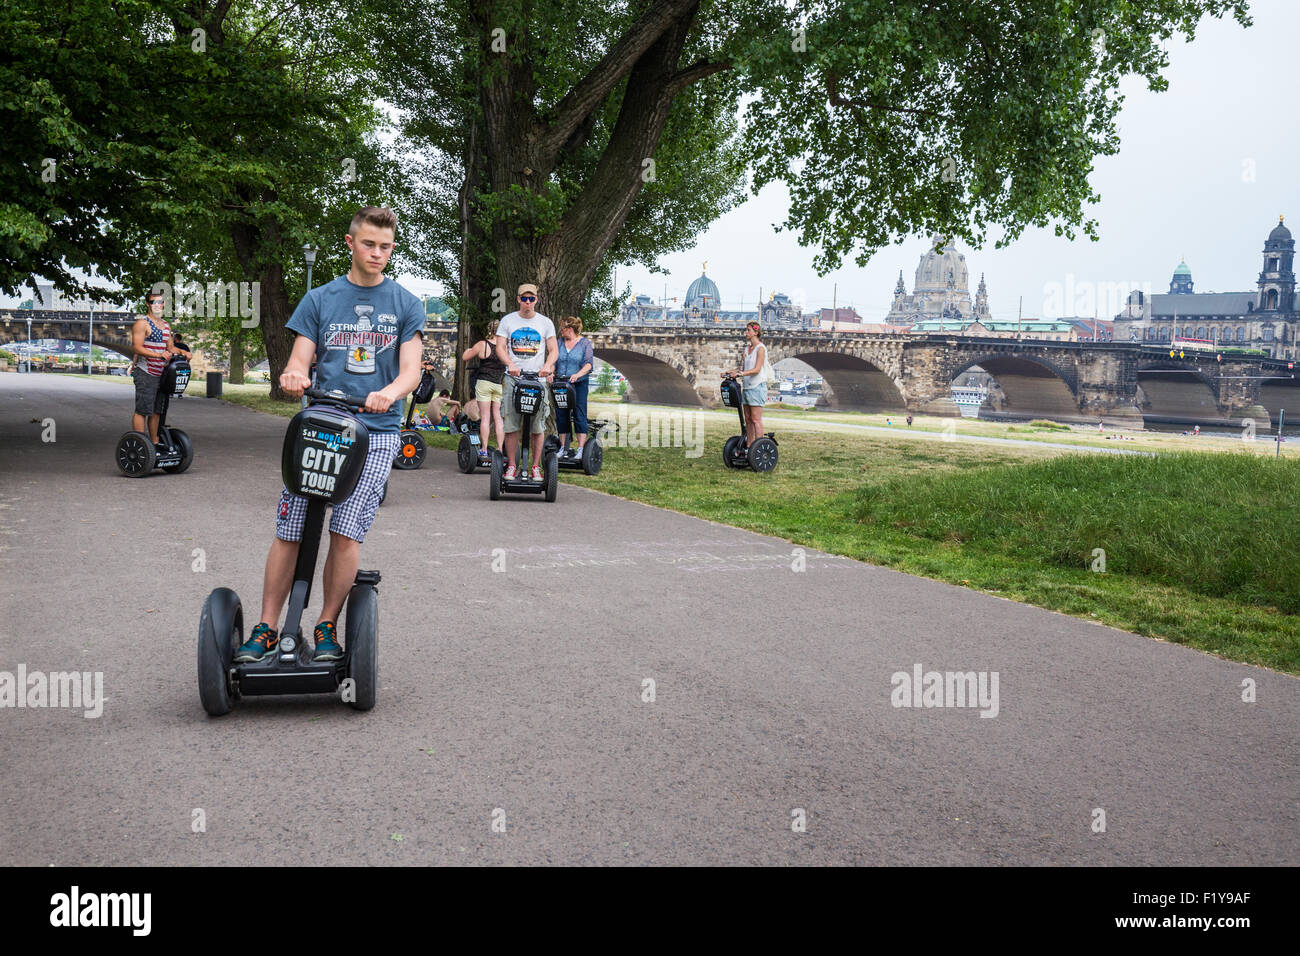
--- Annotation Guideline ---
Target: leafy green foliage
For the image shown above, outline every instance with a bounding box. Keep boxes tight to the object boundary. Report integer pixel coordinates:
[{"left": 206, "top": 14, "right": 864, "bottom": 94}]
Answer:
[
  {"left": 739, "top": 0, "right": 1251, "bottom": 273},
  {"left": 855, "top": 452, "right": 1299, "bottom": 613}
]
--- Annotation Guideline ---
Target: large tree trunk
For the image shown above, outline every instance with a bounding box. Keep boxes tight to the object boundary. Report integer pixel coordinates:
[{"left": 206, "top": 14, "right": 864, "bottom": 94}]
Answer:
[
  {"left": 477, "top": 1, "right": 702, "bottom": 325},
  {"left": 259, "top": 263, "right": 295, "bottom": 401},
  {"left": 231, "top": 210, "right": 296, "bottom": 401},
  {"left": 228, "top": 325, "right": 245, "bottom": 384},
  {"left": 454, "top": 93, "right": 489, "bottom": 404}
]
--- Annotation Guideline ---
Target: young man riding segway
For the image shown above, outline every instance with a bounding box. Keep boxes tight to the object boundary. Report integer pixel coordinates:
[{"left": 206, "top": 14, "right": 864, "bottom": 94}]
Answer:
[{"left": 231, "top": 205, "right": 424, "bottom": 670}]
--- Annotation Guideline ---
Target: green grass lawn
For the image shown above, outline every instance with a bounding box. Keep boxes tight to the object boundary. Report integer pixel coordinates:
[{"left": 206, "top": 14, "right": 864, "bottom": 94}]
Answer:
[{"left": 200, "top": 381, "right": 1300, "bottom": 674}]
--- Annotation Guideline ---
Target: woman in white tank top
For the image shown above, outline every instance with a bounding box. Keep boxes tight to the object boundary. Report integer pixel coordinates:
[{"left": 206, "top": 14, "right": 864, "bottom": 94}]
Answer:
[{"left": 727, "top": 321, "right": 767, "bottom": 446}]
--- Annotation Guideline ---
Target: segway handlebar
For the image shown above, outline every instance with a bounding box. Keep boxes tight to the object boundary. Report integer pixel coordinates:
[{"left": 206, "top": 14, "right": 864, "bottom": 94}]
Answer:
[{"left": 303, "top": 386, "right": 372, "bottom": 409}]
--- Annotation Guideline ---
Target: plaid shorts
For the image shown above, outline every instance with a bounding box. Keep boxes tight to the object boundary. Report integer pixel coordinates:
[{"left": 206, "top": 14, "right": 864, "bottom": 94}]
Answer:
[{"left": 276, "top": 430, "right": 400, "bottom": 544}]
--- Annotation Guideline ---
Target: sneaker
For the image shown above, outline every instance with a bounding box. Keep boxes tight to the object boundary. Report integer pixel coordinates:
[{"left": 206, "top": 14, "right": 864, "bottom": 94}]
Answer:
[
  {"left": 234, "top": 623, "right": 279, "bottom": 662},
  {"left": 531, "top": 465, "right": 543, "bottom": 481},
  {"left": 504, "top": 464, "right": 517, "bottom": 480},
  {"left": 478, "top": 450, "right": 492, "bottom": 464},
  {"left": 312, "top": 621, "right": 343, "bottom": 662}
]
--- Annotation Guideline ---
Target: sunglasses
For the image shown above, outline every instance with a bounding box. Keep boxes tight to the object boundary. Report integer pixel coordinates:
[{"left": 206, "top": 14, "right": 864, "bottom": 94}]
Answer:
[{"left": 519, "top": 295, "right": 536, "bottom": 302}]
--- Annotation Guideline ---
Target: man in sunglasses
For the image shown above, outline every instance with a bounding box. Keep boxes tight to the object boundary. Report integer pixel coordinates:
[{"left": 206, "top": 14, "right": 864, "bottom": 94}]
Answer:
[{"left": 495, "top": 283, "right": 557, "bottom": 480}]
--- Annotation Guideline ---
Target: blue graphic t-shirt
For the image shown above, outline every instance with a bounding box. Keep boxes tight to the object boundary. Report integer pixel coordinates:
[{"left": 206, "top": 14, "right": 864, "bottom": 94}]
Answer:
[
  {"left": 496, "top": 310, "right": 556, "bottom": 373},
  {"left": 287, "top": 275, "right": 425, "bottom": 432}
]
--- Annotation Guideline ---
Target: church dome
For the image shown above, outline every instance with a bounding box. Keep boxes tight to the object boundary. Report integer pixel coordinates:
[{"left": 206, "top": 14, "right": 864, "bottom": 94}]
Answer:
[
  {"left": 1172, "top": 259, "right": 1192, "bottom": 278},
  {"left": 685, "top": 270, "right": 721, "bottom": 309},
  {"left": 1268, "top": 216, "right": 1292, "bottom": 244},
  {"left": 913, "top": 235, "right": 969, "bottom": 293}
]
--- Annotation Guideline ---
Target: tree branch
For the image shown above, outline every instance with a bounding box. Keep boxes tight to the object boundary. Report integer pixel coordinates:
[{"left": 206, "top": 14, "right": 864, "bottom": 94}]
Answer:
[
  {"left": 827, "top": 70, "right": 942, "bottom": 119},
  {"left": 665, "top": 58, "right": 731, "bottom": 97},
  {"left": 535, "top": 0, "right": 697, "bottom": 166}
]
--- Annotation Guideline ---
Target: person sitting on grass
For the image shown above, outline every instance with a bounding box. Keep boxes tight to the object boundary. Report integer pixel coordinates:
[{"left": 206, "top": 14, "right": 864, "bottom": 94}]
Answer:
[{"left": 428, "top": 389, "right": 461, "bottom": 430}]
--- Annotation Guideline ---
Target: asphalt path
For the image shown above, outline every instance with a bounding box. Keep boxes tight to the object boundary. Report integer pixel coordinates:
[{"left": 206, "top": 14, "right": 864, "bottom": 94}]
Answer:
[{"left": 1, "top": 373, "right": 1296, "bottom": 865}]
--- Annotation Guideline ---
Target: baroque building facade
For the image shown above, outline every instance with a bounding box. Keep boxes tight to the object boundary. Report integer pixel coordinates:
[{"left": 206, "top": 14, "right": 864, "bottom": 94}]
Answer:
[
  {"left": 620, "top": 266, "right": 807, "bottom": 328},
  {"left": 1114, "top": 216, "right": 1297, "bottom": 359},
  {"left": 886, "top": 235, "right": 991, "bottom": 326}
]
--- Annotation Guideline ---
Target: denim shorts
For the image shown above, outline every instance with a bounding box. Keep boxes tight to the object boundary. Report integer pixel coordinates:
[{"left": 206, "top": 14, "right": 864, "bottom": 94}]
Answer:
[
  {"left": 742, "top": 382, "right": 767, "bottom": 406},
  {"left": 275, "top": 431, "right": 399, "bottom": 544},
  {"left": 132, "top": 367, "right": 166, "bottom": 415}
]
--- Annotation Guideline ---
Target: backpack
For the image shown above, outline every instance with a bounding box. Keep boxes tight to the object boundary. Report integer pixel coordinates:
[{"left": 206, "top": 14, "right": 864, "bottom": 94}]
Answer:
[{"left": 412, "top": 369, "right": 437, "bottom": 404}]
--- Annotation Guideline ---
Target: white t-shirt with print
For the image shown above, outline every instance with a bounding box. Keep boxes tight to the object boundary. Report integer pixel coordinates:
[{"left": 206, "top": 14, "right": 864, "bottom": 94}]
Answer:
[{"left": 496, "top": 311, "right": 556, "bottom": 373}]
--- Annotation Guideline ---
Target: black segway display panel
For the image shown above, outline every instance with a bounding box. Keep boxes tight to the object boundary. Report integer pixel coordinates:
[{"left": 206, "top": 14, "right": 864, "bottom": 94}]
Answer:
[
  {"left": 552, "top": 383, "right": 571, "bottom": 410},
  {"left": 513, "top": 380, "right": 544, "bottom": 415},
  {"left": 163, "top": 358, "right": 192, "bottom": 398},
  {"left": 282, "top": 406, "right": 370, "bottom": 504},
  {"left": 720, "top": 378, "right": 740, "bottom": 408}
]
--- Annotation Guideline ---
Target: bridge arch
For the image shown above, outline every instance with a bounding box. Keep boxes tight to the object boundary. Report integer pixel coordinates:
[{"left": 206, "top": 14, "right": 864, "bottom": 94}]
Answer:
[
  {"left": 1260, "top": 376, "right": 1300, "bottom": 425},
  {"left": 951, "top": 354, "right": 1079, "bottom": 420},
  {"left": 593, "top": 347, "right": 703, "bottom": 406},
  {"left": 1136, "top": 361, "right": 1225, "bottom": 423},
  {"left": 778, "top": 350, "right": 906, "bottom": 412}
]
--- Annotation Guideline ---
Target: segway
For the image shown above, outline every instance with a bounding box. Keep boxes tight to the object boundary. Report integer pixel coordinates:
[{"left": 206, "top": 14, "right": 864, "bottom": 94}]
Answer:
[
  {"left": 197, "top": 386, "right": 382, "bottom": 716},
  {"left": 489, "top": 372, "right": 558, "bottom": 502},
  {"left": 392, "top": 367, "right": 436, "bottom": 470},
  {"left": 720, "top": 374, "right": 778, "bottom": 472},
  {"left": 115, "top": 355, "right": 194, "bottom": 477},
  {"left": 455, "top": 412, "right": 491, "bottom": 473},
  {"left": 305, "top": 361, "right": 387, "bottom": 506},
  {"left": 543, "top": 379, "right": 603, "bottom": 475}
]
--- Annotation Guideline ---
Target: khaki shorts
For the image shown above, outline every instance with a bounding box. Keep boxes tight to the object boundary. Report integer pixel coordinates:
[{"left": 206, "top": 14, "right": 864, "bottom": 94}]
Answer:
[
  {"left": 502, "top": 376, "right": 549, "bottom": 434},
  {"left": 475, "top": 379, "right": 503, "bottom": 403}
]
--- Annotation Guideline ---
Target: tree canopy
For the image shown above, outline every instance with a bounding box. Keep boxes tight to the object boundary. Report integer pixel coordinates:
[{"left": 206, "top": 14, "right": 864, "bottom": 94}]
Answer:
[{"left": 2, "top": 0, "right": 1253, "bottom": 395}]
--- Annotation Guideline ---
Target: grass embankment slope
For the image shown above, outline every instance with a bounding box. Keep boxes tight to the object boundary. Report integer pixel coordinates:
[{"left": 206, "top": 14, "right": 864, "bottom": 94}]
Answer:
[{"left": 209, "top": 382, "right": 1299, "bottom": 674}]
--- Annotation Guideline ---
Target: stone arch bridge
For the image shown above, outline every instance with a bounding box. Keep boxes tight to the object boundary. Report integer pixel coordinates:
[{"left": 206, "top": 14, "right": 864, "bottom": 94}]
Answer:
[
  {"left": 9, "top": 313, "right": 1294, "bottom": 426},
  {"left": 422, "top": 326, "right": 1297, "bottom": 427}
]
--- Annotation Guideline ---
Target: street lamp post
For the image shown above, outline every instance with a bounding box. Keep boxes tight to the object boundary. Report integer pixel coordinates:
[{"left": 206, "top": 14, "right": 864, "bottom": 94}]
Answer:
[
  {"left": 88, "top": 301, "right": 94, "bottom": 374},
  {"left": 26, "top": 315, "right": 32, "bottom": 373},
  {"left": 303, "top": 243, "right": 318, "bottom": 292}
]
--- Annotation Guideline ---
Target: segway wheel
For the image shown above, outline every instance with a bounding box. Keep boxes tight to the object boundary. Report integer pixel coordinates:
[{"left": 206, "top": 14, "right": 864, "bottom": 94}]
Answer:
[
  {"left": 198, "top": 587, "right": 241, "bottom": 716},
  {"left": 393, "top": 429, "right": 426, "bottom": 470},
  {"left": 456, "top": 435, "right": 477, "bottom": 473},
  {"left": 748, "top": 436, "right": 778, "bottom": 472},
  {"left": 489, "top": 450, "right": 503, "bottom": 500},
  {"left": 581, "top": 439, "right": 603, "bottom": 476},
  {"left": 116, "top": 431, "right": 157, "bottom": 477},
  {"left": 162, "top": 428, "right": 194, "bottom": 474},
  {"left": 543, "top": 435, "right": 561, "bottom": 458},
  {"left": 544, "top": 451, "right": 559, "bottom": 502},
  {"left": 722, "top": 435, "right": 742, "bottom": 469},
  {"left": 344, "top": 584, "right": 378, "bottom": 711}
]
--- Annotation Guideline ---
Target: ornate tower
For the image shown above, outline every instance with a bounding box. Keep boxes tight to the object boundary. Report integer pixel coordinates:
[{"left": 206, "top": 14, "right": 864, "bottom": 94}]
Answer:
[
  {"left": 1169, "top": 259, "right": 1194, "bottom": 294},
  {"left": 891, "top": 271, "right": 907, "bottom": 313},
  {"left": 1257, "top": 216, "right": 1295, "bottom": 313},
  {"left": 974, "top": 273, "right": 990, "bottom": 318}
]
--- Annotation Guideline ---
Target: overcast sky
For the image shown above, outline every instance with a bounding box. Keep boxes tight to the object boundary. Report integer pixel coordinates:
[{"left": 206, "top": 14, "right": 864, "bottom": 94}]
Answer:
[{"left": 556, "top": 0, "right": 1297, "bottom": 323}]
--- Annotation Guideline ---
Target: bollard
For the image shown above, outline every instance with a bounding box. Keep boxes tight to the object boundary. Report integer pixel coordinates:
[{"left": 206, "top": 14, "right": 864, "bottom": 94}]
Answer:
[{"left": 206, "top": 371, "right": 223, "bottom": 398}]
